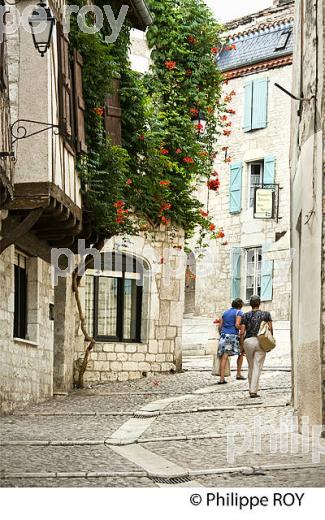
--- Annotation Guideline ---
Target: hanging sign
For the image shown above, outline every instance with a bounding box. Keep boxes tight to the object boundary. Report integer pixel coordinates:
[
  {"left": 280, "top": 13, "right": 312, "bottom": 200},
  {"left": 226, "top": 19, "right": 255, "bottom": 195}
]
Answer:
[{"left": 254, "top": 188, "right": 274, "bottom": 219}]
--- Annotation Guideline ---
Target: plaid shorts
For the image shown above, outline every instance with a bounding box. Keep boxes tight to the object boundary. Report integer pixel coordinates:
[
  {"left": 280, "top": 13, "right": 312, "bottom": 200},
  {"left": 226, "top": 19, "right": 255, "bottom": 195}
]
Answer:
[{"left": 218, "top": 333, "right": 241, "bottom": 357}]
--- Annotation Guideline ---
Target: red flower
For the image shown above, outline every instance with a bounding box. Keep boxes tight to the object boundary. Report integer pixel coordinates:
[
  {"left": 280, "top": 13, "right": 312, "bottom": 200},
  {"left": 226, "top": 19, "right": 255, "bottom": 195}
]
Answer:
[
  {"left": 226, "top": 121, "right": 232, "bottom": 127},
  {"left": 211, "top": 47, "right": 219, "bottom": 54},
  {"left": 183, "top": 157, "right": 194, "bottom": 164},
  {"left": 161, "top": 216, "right": 171, "bottom": 225},
  {"left": 224, "top": 156, "right": 232, "bottom": 163},
  {"left": 207, "top": 178, "right": 220, "bottom": 192},
  {"left": 175, "top": 148, "right": 182, "bottom": 154},
  {"left": 229, "top": 90, "right": 236, "bottom": 96},
  {"left": 165, "top": 61, "right": 177, "bottom": 70},
  {"left": 209, "top": 223, "right": 216, "bottom": 231},
  {"left": 94, "top": 107, "right": 104, "bottom": 117},
  {"left": 222, "top": 146, "right": 229, "bottom": 152},
  {"left": 188, "top": 35, "right": 197, "bottom": 44},
  {"left": 160, "top": 148, "right": 169, "bottom": 155},
  {"left": 114, "top": 200, "right": 125, "bottom": 208},
  {"left": 195, "top": 122, "right": 204, "bottom": 132},
  {"left": 199, "top": 150, "right": 209, "bottom": 157},
  {"left": 126, "top": 178, "right": 132, "bottom": 185},
  {"left": 200, "top": 209, "right": 209, "bottom": 218},
  {"left": 217, "top": 230, "right": 225, "bottom": 239},
  {"left": 223, "top": 129, "right": 231, "bottom": 137},
  {"left": 160, "top": 180, "right": 171, "bottom": 187},
  {"left": 138, "top": 134, "right": 145, "bottom": 141},
  {"left": 220, "top": 115, "right": 228, "bottom": 121},
  {"left": 227, "top": 108, "right": 236, "bottom": 114},
  {"left": 190, "top": 108, "right": 199, "bottom": 117},
  {"left": 211, "top": 171, "right": 219, "bottom": 177},
  {"left": 160, "top": 202, "right": 172, "bottom": 211}
]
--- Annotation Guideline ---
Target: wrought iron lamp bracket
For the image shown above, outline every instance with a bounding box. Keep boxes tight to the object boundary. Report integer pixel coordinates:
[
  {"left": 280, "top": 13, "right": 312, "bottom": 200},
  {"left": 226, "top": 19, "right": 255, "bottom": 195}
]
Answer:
[{"left": 0, "top": 119, "right": 60, "bottom": 159}]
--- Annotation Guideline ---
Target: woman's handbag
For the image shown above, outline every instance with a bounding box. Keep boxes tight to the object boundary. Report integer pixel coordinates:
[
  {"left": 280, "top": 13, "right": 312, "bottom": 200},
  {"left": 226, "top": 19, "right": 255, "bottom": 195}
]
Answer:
[
  {"left": 212, "top": 354, "right": 231, "bottom": 376},
  {"left": 257, "top": 321, "right": 276, "bottom": 353}
]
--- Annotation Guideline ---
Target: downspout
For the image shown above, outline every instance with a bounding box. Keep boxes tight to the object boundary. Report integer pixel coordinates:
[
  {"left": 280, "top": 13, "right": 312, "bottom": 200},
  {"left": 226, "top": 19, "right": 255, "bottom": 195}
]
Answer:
[{"left": 130, "top": 0, "right": 153, "bottom": 29}]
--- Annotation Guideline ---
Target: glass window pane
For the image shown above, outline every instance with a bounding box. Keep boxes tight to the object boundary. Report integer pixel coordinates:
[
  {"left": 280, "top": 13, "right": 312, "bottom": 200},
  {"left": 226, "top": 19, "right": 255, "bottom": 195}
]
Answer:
[
  {"left": 97, "top": 277, "right": 118, "bottom": 337},
  {"left": 85, "top": 275, "right": 94, "bottom": 335},
  {"left": 123, "top": 279, "right": 138, "bottom": 341}
]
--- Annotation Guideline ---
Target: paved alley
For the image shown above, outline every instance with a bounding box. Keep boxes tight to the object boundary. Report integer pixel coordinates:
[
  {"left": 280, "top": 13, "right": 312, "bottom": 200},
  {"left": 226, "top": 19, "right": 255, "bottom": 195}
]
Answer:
[{"left": 1, "top": 351, "right": 325, "bottom": 488}]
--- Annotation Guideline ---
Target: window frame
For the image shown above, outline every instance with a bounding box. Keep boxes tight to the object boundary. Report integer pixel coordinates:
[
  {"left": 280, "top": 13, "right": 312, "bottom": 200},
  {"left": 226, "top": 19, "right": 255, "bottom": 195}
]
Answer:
[
  {"left": 13, "top": 252, "right": 28, "bottom": 340},
  {"left": 245, "top": 246, "right": 263, "bottom": 303},
  {"left": 247, "top": 161, "right": 264, "bottom": 209},
  {"left": 90, "top": 254, "right": 143, "bottom": 343}
]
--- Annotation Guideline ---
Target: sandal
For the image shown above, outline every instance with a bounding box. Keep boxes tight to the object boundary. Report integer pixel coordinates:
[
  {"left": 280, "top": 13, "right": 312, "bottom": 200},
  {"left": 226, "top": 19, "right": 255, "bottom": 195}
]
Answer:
[
  {"left": 217, "top": 380, "right": 228, "bottom": 385},
  {"left": 250, "top": 393, "right": 260, "bottom": 398},
  {"left": 236, "top": 375, "right": 246, "bottom": 380}
]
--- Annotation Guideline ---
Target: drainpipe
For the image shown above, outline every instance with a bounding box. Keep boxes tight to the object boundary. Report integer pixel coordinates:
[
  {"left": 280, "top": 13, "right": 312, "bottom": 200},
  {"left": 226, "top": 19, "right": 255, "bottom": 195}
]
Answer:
[{"left": 129, "top": 0, "right": 153, "bottom": 29}]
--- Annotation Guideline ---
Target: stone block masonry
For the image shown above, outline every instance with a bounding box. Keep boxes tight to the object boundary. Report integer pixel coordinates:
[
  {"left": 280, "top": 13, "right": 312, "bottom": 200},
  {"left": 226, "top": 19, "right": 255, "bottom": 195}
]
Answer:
[
  {"left": 74, "top": 228, "right": 186, "bottom": 384},
  {"left": 0, "top": 245, "right": 54, "bottom": 414}
]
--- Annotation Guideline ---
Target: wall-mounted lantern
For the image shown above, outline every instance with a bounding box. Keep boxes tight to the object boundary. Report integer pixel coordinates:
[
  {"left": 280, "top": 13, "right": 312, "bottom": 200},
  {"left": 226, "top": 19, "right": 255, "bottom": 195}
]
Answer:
[{"left": 29, "top": 1, "right": 55, "bottom": 57}]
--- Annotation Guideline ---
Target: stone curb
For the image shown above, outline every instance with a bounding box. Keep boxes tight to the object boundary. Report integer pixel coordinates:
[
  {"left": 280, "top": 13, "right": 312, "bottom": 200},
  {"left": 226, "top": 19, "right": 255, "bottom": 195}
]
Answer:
[{"left": 2, "top": 463, "right": 324, "bottom": 480}]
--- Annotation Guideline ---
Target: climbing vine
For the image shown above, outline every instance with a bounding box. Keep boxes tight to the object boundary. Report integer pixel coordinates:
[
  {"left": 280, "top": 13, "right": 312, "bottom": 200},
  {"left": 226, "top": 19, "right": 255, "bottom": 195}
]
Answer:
[{"left": 69, "top": 0, "right": 228, "bottom": 246}]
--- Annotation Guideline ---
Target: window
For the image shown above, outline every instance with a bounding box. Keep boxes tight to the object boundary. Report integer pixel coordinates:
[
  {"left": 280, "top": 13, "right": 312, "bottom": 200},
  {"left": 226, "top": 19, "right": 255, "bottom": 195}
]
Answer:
[
  {"left": 275, "top": 30, "right": 292, "bottom": 51},
  {"left": 57, "top": 24, "right": 86, "bottom": 154},
  {"left": 86, "top": 253, "right": 143, "bottom": 342},
  {"left": 14, "top": 252, "right": 27, "bottom": 339},
  {"left": 243, "top": 78, "right": 269, "bottom": 132},
  {"left": 248, "top": 161, "right": 264, "bottom": 208},
  {"left": 245, "top": 247, "right": 262, "bottom": 302}
]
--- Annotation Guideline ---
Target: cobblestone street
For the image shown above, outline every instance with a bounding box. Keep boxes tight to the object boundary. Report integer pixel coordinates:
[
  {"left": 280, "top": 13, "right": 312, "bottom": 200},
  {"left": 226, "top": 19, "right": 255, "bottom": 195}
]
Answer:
[{"left": 1, "top": 342, "right": 325, "bottom": 488}]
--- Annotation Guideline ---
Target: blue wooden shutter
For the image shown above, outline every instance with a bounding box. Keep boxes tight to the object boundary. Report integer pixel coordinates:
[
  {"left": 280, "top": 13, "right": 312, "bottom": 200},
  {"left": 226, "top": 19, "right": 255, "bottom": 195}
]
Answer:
[
  {"left": 229, "top": 162, "right": 243, "bottom": 214},
  {"left": 252, "top": 77, "right": 269, "bottom": 130},
  {"left": 261, "top": 245, "right": 273, "bottom": 301},
  {"left": 231, "top": 248, "right": 241, "bottom": 299},
  {"left": 264, "top": 155, "right": 276, "bottom": 185},
  {"left": 243, "top": 81, "right": 253, "bottom": 132}
]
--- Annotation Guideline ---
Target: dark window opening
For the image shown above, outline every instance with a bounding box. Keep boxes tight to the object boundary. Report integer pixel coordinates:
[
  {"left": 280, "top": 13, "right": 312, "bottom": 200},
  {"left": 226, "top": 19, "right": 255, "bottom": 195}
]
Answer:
[
  {"left": 14, "top": 253, "right": 27, "bottom": 339},
  {"left": 86, "top": 253, "right": 143, "bottom": 343},
  {"left": 249, "top": 161, "right": 264, "bottom": 208}
]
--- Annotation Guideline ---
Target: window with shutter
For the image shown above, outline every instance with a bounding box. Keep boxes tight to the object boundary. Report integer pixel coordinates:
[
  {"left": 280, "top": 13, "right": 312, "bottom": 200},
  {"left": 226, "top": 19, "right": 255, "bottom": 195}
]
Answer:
[
  {"left": 243, "top": 81, "right": 253, "bottom": 132},
  {"left": 231, "top": 247, "right": 242, "bottom": 299},
  {"left": 243, "top": 78, "right": 269, "bottom": 132},
  {"left": 252, "top": 78, "right": 269, "bottom": 130},
  {"left": 229, "top": 161, "right": 243, "bottom": 214},
  {"left": 263, "top": 155, "right": 276, "bottom": 185},
  {"left": 261, "top": 244, "right": 273, "bottom": 301},
  {"left": 57, "top": 24, "right": 73, "bottom": 142},
  {"left": 0, "top": 35, "right": 8, "bottom": 92},
  {"left": 72, "top": 50, "right": 87, "bottom": 154},
  {"left": 104, "top": 78, "right": 122, "bottom": 146}
]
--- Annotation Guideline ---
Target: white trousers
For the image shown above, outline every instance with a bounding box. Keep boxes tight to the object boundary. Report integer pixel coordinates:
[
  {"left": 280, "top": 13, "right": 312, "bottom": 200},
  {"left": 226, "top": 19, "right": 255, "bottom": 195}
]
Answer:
[{"left": 244, "top": 337, "right": 266, "bottom": 394}]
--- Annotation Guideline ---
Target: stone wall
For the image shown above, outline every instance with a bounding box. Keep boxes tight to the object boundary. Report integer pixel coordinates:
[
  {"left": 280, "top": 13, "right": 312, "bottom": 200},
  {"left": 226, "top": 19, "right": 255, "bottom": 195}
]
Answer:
[
  {"left": 74, "top": 228, "right": 186, "bottom": 384},
  {"left": 189, "top": 64, "right": 292, "bottom": 321},
  {"left": 290, "top": 0, "right": 325, "bottom": 429},
  {"left": 0, "top": 243, "right": 54, "bottom": 414}
]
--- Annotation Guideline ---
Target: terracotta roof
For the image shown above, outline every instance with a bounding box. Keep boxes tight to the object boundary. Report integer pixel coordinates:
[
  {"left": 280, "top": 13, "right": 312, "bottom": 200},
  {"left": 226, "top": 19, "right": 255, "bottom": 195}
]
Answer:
[{"left": 222, "top": 55, "right": 293, "bottom": 80}]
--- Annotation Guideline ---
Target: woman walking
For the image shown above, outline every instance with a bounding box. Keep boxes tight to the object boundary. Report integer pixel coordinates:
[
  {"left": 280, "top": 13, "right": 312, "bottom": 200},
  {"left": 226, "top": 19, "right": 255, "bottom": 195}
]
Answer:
[
  {"left": 217, "top": 298, "right": 245, "bottom": 384},
  {"left": 241, "top": 295, "right": 273, "bottom": 398}
]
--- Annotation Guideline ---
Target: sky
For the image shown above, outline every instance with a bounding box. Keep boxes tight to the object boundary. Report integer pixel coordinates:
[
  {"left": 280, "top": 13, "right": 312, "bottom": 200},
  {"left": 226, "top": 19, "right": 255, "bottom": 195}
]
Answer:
[{"left": 204, "top": 0, "right": 274, "bottom": 22}]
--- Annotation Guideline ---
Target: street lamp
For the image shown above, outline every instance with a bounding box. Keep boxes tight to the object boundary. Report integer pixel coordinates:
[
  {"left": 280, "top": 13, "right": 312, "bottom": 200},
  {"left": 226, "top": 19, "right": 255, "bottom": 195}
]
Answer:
[
  {"left": 193, "top": 111, "right": 207, "bottom": 137},
  {"left": 29, "top": 2, "right": 55, "bottom": 57}
]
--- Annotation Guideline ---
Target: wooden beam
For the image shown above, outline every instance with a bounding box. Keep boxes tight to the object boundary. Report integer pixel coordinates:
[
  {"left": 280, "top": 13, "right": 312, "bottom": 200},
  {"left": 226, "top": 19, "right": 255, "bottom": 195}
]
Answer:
[{"left": 0, "top": 207, "right": 44, "bottom": 255}]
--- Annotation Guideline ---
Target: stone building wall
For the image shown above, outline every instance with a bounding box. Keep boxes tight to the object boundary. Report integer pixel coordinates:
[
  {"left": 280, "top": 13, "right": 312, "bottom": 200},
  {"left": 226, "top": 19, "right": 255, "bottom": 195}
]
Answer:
[
  {"left": 0, "top": 243, "right": 54, "bottom": 414},
  {"left": 74, "top": 228, "right": 186, "bottom": 384},
  {"left": 190, "top": 63, "right": 292, "bottom": 321},
  {"left": 290, "top": 0, "right": 325, "bottom": 429}
]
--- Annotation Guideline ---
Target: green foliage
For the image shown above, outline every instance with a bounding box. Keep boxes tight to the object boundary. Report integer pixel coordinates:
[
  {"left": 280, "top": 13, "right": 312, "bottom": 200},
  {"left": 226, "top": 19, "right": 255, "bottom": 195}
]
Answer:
[{"left": 70, "top": 0, "right": 226, "bottom": 244}]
